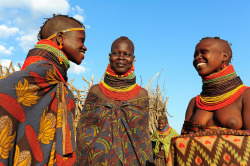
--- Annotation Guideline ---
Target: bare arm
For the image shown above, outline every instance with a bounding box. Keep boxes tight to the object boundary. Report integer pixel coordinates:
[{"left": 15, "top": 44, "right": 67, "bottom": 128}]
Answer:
[
  {"left": 242, "top": 88, "right": 250, "bottom": 130},
  {"left": 185, "top": 97, "right": 196, "bottom": 121}
]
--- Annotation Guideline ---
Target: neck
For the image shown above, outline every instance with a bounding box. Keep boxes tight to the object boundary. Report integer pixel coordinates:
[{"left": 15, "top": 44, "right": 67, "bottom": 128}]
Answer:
[
  {"left": 160, "top": 125, "right": 169, "bottom": 131},
  {"left": 106, "top": 64, "right": 134, "bottom": 77}
]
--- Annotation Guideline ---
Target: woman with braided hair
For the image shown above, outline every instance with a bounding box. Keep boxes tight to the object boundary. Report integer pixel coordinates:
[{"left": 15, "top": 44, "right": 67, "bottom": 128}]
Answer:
[
  {"left": 76, "top": 36, "right": 154, "bottom": 165},
  {"left": 167, "top": 37, "right": 250, "bottom": 166}
]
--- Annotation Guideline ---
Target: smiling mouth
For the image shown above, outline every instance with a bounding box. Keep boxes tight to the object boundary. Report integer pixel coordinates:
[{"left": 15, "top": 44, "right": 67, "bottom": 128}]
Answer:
[
  {"left": 80, "top": 52, "right": 85, "bottom": 57},
  {"left": 197, "top": 62, "right": 206, "bottom": 68}
]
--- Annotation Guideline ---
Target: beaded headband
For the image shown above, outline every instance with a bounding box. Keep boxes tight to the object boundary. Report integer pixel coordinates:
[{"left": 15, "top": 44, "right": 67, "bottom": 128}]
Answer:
[{"left": 46, "top": 27, "right": 85, "bottom": 40}]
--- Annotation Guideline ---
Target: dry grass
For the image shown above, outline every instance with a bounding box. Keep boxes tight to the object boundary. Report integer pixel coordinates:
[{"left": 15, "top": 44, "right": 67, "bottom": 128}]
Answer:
[
  {"left": 0, "top": 62, "right": 171, "bottom": 134},
  {"left": 146, "top": 72, "right": 171, "bottom": 134}
]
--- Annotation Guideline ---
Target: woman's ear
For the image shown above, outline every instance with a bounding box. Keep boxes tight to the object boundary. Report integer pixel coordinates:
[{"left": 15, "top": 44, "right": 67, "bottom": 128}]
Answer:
[
  {"left": 223, "top": 51, "right": 230, "bottom": 62},
  {"left": 55, "top": 32, "right": 65, "bottom": 45}
]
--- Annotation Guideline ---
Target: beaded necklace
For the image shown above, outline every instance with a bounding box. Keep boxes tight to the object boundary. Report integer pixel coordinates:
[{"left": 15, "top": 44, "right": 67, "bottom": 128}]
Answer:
[
  {"left": 196, "top": 65, "right": 247, "bottom": 111},
  {"left": 23, "top": 40, "right": 70, "bottom": 70},
  {"left": 22, "top": 40, "right": 69, "bottom": 82},
  {"left": 106, "top": 64, "right": 134, "bottom": 77},
  {"left": 35, "top": 40, "right": 70, "bottom": 69},
  {"left": 99, "top": 64, "right": 141, "bottom": 101},
  {"left": 158, "top": 126, "right": 171, "bottom": 136}
]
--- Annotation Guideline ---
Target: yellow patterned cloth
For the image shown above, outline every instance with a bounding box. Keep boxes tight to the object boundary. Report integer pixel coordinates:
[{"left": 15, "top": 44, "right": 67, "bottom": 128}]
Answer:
[{"left": 0, "top": 48, "right": 76, "bottom": 165}]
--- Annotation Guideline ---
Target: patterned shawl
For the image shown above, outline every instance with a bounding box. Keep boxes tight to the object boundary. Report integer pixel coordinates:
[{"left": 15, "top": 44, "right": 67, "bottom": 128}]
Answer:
[
  {"left": 0, "top": 42, "right": 76, "bottom": 165},
  {"left": 76, "top": 92, "right": 154, "bottom": 165}
]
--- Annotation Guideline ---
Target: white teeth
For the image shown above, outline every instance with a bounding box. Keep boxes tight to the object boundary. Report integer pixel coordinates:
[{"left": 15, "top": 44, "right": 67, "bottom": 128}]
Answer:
[
  {"left": 197, "top": 63, "right": 206, "bottom": 67},
  {"left": 81, "top": 52, "right": 84, "bottom": 56}
]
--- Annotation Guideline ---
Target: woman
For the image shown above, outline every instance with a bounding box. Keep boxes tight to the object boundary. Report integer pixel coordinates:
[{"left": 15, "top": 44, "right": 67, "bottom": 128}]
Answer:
[
  {"left": 185, "top": 37, "right": 250, "bottom": 130},
  {"left": 167, "top": 37, "right": 250, "bottom": 166},
  {"left": 0, "top": 15, "right": 87, "bottom": 165},
  {"left": 76, "top": 36, "right": 153, "bottom": 165}
]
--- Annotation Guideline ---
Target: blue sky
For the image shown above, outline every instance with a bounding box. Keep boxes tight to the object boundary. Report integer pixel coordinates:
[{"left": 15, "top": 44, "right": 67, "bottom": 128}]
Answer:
[{"left": 0, "top": 0, "right": 250, "bottom": 133}]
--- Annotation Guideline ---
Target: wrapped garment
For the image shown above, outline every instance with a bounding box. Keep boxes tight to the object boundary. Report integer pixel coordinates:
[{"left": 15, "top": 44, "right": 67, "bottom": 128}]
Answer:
[
  {"left": 151, "top": 127, "right": 179, "bottom": 166},
  {"left": 167, "top": 121, "right": 250, "bottom": 166},
  {"left": 0, "top": 45, "right": 76, "bottom": 165},
  {"left": 76, "top": 92, "right": 153, "bottom": 165}
]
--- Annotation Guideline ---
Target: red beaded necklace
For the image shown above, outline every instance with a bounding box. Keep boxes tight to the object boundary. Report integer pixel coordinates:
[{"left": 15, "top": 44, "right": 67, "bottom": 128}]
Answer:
[{"left": 99, "top": 65, "right": 141, "bottom": 101}]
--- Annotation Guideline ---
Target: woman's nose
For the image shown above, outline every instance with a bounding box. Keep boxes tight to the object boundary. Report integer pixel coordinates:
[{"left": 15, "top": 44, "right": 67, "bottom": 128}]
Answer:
[
  {"left": 118, "top": 53, "right": 125, "bottom": 59},
  {"left": 82, "top": 45, "right": 87, "bottom": 51}
]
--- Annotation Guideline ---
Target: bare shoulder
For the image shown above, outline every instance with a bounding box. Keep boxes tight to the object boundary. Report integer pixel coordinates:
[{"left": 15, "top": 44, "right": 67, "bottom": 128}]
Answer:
[
  {"left": 136, "top": 87, "right": 148, "bottom": 98},
  {"left": 88, "top": 84, "right": 100, "bottom": 94},
  {"left": 242, "top": 88, "right": 250, "bottom": 100},
  {"left": 185, "top": 97, "right": 196, "bottom": 120}
]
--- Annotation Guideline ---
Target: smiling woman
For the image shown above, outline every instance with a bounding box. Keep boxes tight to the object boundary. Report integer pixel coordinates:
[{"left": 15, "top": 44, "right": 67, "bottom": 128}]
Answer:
[
  {"left": 76, "top": 36, "right": 154, "bottom": 165},
  {"left": 0, "top": 15, "right": 87, "bottom": 166},
  {"left": 167, "top": 37, "right": 250, "bottom": 166},
  {"left": 187, "top": 37, "right": 249, "bottom": 129},
  {"left": 109, "top": 36, "right": 135, "bottom": 75}
]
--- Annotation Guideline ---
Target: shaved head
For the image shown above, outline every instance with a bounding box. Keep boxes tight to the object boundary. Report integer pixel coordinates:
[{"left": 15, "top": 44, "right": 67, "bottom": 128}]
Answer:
[
  {"left": 111, "top": 36, "right": 134, "bottom": 53},
  {"left": 38, "top": 14, "right": 84, "bottom": 40},
  {"left": 200, "top": 37, "right": 232, "bottom": 63}
]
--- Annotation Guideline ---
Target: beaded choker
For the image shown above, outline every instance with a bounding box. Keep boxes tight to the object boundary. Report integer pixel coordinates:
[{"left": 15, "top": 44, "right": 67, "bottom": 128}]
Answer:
[
  {"left": 99, "top": 65, "right": 141, "bottom": 101},
  {"left": 106, "top": 64, "right": 134, "bottom": 77},
  {"left": 158, "top": 126, "right": 171, "bottom": 136},
  {"left": 22, "top": 39, "right": 69, "bottom": 82},
  {"left": 196, "top": 65, "right": 247, "bottom": 111},
  {"left": 36, "top": 40, "right": 70, "bottom": 69}
]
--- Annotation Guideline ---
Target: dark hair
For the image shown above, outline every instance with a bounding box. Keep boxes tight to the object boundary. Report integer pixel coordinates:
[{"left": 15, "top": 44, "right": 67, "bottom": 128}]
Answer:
[
  {"left": 38, "top": 14, "right": 84, "bottom": 41},
  {"left": 158, "top": 115, "right": 168, "bottom": 122}
]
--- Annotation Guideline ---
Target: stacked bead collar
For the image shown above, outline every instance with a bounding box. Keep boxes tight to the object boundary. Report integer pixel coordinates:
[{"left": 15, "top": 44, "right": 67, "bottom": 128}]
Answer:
[
  {"left": 196, "top": 65, "right": 247, "bottom": 111},
  {"left": 99, "top": 64, "right": 141, "bottom": 101}
]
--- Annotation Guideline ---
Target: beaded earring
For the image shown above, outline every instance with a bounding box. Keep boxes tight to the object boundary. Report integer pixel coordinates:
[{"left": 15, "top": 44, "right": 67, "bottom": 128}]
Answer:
[
  {"left": 59, "top": 42, "right": 63, "bottom": 50},
  {"left": 222, "top": 60, "right": 226, "bottom": 69},
  {"left": 58, "top": 42, "right": 63, "bottom": 64}
]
